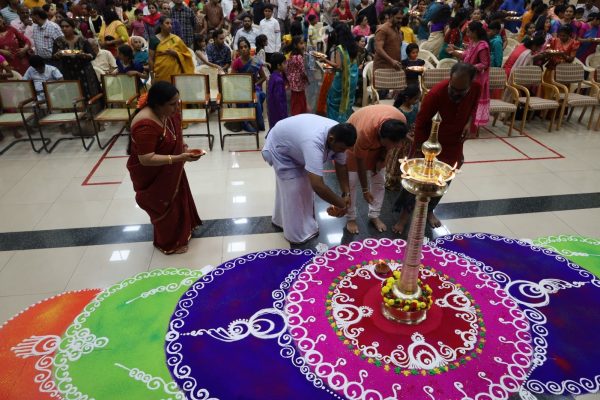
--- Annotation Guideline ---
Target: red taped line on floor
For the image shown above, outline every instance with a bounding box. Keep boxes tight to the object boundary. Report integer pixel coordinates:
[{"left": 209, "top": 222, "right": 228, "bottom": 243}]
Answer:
[{"left": 82, "top": 137, "right": 123, "bottom": 186}]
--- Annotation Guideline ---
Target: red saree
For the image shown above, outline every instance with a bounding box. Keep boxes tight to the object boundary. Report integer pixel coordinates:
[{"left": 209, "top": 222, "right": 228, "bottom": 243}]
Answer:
[{"left": 127, "top": 112, "right": 201, "bottom": 254}]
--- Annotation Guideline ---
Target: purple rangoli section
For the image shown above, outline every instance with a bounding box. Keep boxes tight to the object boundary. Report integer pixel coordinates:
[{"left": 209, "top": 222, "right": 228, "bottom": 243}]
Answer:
[{"left": 433, "top": 233, "right": 600, "bottom": 396}]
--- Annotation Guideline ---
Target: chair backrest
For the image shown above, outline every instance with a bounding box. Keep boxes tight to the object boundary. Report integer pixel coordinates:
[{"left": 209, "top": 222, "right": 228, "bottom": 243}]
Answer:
[
  {"left": 422, "top": 68, "right": 451, "bottom": 90},
  {"left": 172, "top": 74, "right": 210, "bottom": 104},
  {"left": 198, "top": 64, "right": 219, "bottom": 99},
  {"left": 418, "top": 49, "right": 439, "bottom": 67},
  {"left": 102, "top": 74, "right": 138, "bottom": 104},
  {"left": 437, "top": 58, "right": 457, "bottom": 69},
  {"left": 506, "top": 37, "right": 519, "bottom": 50},
  {"left": 43, "top": 80, "right": 84, "bottom": 111},
  {"left": 488, "top": 67, "right": 507, "bottom": 89},
  {"left": 512, "top": 65, "right": 543, "bottom": 86},
  {"left": 0, "top": 80, "right": 35, "bottom": 110},
  {"left": 555, "top": 63, "right": 584, "bottom": 84},
  {"left": 373, "top": 68, "right": 407, "bottom": 90},
  {"left": 586, "top": 53, "right": 600, "bottom": 68},
  {"left": 218, "top": 73, "right": 254, "bottom": 103}
]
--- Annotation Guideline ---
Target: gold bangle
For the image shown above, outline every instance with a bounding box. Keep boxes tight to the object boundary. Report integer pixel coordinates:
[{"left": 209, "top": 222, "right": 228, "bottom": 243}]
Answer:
[{"left": 168, "top": 155, "right": 172, "bottom": 165}]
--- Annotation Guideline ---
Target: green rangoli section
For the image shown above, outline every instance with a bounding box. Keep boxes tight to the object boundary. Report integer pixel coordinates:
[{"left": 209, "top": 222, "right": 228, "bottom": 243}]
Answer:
[
  {"left": 52, "top": 268, "right": 203, "bottom": 400},
  {"left": 534, "top": 235, "right": 600, "bottom": 278}
]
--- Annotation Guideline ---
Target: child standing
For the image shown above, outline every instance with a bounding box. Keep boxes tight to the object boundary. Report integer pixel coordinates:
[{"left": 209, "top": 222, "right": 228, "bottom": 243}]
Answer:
[
  {"left": 401, "top": 43, "right": 425, "bottom": 86},
  {"left": 267, "top": 52, "right": 288, "bottom": 131},
  {"left": 286, "top": 35, "right": 309, "bottom": 115},
  {"left": 488, "top": 21, "right": 504, "bottom": 68},
  {"left": 130, "top": 9, "right": 146, "bottom": 38},
  {"left": 307, "top": 14, "right": 320, "bottom": 70},
  {"left": 255, "top": 34, "right": 269, "bottom": 67}
]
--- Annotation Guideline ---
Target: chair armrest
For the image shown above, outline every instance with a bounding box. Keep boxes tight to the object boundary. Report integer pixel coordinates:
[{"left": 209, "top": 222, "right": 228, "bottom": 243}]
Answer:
[
  {"left": 252, "top": 91, "right": 257, "bottom": 103},
  {"left": 216, "top": 93, "right": 222, "bottom": 104},
  {"left": 541, "top": 82, "right": 560, "bottom": 101},
  {"left": 88, "top": 93, "right": 104, "bottom": 106},
  {"left": 126, "top": 93, "right": 140, "bottom": 106},
  {"left": 504, "top": 84, "right": 520, "bottom": 105},
  {"left": 17, "top": 97, "right": 36, "bottom": 111},
  {"left": 73, "top": 97, "right": 86, "bottom": 105},
  {"left": 583, "top": 65, "right": 595, "bottom": 74},
  {"left": 510, "top": 82, "right": 529, "bottom": 101},
  {"left": 552, "top": 81, "right": 569, "bottom": 99}
]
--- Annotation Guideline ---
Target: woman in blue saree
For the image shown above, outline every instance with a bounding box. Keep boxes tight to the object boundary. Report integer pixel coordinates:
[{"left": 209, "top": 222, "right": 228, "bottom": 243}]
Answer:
[
  {"left": 321, "top": 23, "right": 359, "bottom": 123},
  {"left": 231, "top": 37, "right": 267, "bottom": 132}
]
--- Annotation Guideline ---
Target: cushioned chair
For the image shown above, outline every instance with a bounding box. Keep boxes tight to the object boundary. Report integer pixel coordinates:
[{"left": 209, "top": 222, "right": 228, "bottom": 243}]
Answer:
[
  {"left": 421, "top": 68, "right": 451, "bottom": 96},
  {"left": 217, "top": 73, "right": 258, "bottom": 150},
  {"left": 88, "top": 74, "right": 139, "bottom": 148},
  {"left": 509, "top": 66, "right": 560, "bottom": 133},
  {"left": 489, "top": 67, "right": 520, "bottom": 136},
  {"left": 373, "top": 68, "right": 407, "bottom": 91},
  {"left": 0, "top": 80, "right": 48, "bottom": 155},
  {"left": 37, "top": 80, "right": 97, "bottom": 152},
  {"left": 172, "top": 74, "right": 214, "bottom": 150},
  {"left": 551, "top": 63, "right": 600, "bottom": 130}
]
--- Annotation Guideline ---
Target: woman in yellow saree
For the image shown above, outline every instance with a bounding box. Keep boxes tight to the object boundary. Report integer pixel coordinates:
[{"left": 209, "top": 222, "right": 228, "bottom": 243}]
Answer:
[
  {"left": 99, "top": 9, "right": 130, "bottom": 56},
  {"left": 149, "top": 16, "right": 195, "bottom": 84}
]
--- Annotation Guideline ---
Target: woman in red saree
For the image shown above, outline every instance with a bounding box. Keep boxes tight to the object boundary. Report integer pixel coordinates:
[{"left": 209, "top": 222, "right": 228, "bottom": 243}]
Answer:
[
  {"left": 0, "top": 14, "right": 31, "bottom": 75},
  {"left": 127, "top": 81, "right": 203, "bottom": 254}
]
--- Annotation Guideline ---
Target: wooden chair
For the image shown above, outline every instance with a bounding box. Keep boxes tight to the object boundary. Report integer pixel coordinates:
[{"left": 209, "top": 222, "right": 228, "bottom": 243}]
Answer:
[
  {"left": 0, "top": 80, "right": 48, "bottom": 155},
  {"left": 172, "top": 74, "right": 214, "bottom": 150},
  {"left": 509, "top": 66, "right": 561, "bottom": 133},
  {"left": 488, "top": 67, "right": 519, "bottom": 136},
  {"left": 373, "top": 68, "right": 407, "bottom": 91},
  {"left": 551, "top": 63, "right": 600, "bottom": 130},
  {"left": 88, "top": 74, "right": 140, "bottom": 149},
  {"left": 37, "top": 80, "right": 96, "bottom": 152},
  {"left": 421, "top": 68, "right": 451, "bottom": 96},
  {"left": 217, "top": 73, "right": 259, "bottom": 150}
]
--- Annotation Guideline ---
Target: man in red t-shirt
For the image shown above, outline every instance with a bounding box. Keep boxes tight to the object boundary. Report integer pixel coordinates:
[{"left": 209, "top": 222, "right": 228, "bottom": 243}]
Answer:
[{"left": 392, "top": 62, "right": 481, "bottom": 234}]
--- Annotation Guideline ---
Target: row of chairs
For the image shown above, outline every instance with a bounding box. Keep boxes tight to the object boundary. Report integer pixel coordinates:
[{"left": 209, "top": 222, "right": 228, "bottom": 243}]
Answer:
[
  {"left": 0, "top": 72, "right": 261, "bottom": 155},
  {"left": 364, "top": 62, "right": 600, "bottom": 136}
]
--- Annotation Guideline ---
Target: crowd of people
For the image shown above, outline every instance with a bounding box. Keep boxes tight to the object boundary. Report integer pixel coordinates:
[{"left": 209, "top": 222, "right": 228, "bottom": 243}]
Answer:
[{"left": 3, "top": 0, "right": 599, "bottom": 252}]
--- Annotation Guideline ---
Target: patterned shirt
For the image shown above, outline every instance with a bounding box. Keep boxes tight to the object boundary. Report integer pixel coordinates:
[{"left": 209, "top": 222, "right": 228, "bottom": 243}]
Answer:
[
  {"left": 206, "top": 43, "right": 231, "bottom": 67},
  {"left": 32, "top": 20, "right": 63, "bottom": 59},
  {"left": 23, "top": 64, "right": 63, "bottom": 100},
  {"left": 171, "top": 5, "right": 196, "bottom": 47}
]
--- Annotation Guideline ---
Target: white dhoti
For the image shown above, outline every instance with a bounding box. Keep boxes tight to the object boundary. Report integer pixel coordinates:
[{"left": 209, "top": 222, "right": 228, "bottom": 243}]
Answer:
[
  {"left": 272, "top": 172, "right": 319, "bottom": 244},
  {"left": 346, "top": 168, "right": 386, "bottom": 220}
]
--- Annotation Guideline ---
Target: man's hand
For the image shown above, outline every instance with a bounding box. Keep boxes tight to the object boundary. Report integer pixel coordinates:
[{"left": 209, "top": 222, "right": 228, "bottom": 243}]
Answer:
[
  {"left": 343, "top": 194, "right": 351, "bottom": 209},
  {"left": 393, "top": 60, "right": 402, "bottom": 70},
  {"left": 363, "top": 190, "right": 374, "bottom": 204}
]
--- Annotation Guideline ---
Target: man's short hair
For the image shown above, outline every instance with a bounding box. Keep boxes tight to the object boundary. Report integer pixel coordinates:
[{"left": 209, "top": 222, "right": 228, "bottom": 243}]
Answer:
[
  {"left": 31, "top": 7, "right": 48, "bottom": 19},
  {"left": 29, "top": 55, "right": 45, "bottom": 69},
  {"left": 212, "top": 29, "right": 224, "bottom": 39},
  {"left": 380, "top": 119, "right": 408, "bottom": 142},
  {"left": 308, "top": 14, "right": 317, "bottom": 22},
  {"left": 263, "top": 3, "right": 274, "bottom": 11},
  {"left": 488, "top": 21, "right": 501, "bottom": 31},
  {"left": 451, "top": 62, "right": 476, "bottom": 81},
  {"left": 329, "top": 123, "right": 357, "bottom": 147}
]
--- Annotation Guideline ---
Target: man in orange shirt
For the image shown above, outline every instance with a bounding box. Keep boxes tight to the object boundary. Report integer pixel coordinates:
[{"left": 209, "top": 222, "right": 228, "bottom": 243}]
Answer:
[{"left": 345, "top": 105, "right": 408, "bottom": 234}]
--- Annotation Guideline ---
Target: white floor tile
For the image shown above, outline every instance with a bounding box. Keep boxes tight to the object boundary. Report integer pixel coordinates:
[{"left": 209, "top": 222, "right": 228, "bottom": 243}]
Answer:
[
  {"left": 0, "top": 203, "right": 52, "bottom": 232},
  {"left": 460, "top": 175, "right": 529, "bottom": 200},
  {"left": 65, "top": 242, "right": 155, "bottom": 290},
  {"left": 441, "top": 216, "right": 515, "bottom": 238},
  {"left": 35, "top": 200, "right": 112, "bottom": 230},
  {"left": 497, "top": 212, "right": 578, "bottom": 240},
  {"left": 222, "top": 233, "right": 289, "bottom": 262},
  {"left": 57, "top": 178, "right": 120, "bottom": 202},
  {"left": 438, "top": 179, "right": 478, "bottom": 203},
  {"left": 511, "top": 172, "right": 579, "bottom": 196},
  {"left": 0, "top": 251, "right": 14, "bottom": 273},
  {"left": 21, "top": 157, "right": 88, "bottom": 180},
  {"left": 100, "top": 198, "right": 151, "bottom": 226},
  {"left": 0, "top": 176, "right": 70, "bottom": 205},
  {"left": 149, "top": 236, "right": 224, "bottom": 269},
  {"left": 554, "top": 208, "right": 600, "bottom": 238},
  {"left": 554, "top": 170, "right": 600, "bottom": 192},
  {"left": 0, "top": 247, "right": 85, "bottom": 296}
]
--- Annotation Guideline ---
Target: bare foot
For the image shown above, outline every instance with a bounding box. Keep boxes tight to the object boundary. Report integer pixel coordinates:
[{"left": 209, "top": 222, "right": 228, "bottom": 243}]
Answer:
[
  {"left": 174, "top": 245, "right": 189, "bottom": 254},
  {"left": 346, "top": 220, "right": 359, "bottom": 234},
  {"left": 392, "top": 210, "right": 410, "bottom": 234},
  {"left": 370, "top": 217, "right": 387, "bottom": 233},
  {"left": 427, "top": 212, "right": 442, "bottom": 228}
]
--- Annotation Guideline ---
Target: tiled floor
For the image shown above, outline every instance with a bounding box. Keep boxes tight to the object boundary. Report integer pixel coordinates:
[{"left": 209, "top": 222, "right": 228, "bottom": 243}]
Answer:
[{"left": 0, "top": 98, "right": 599, "bottom": 399}]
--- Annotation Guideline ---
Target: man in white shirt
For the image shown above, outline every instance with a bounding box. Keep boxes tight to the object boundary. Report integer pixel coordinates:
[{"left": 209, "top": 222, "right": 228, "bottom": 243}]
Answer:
[
  {"left": 262, "top": 115, "right": 356, "bottom": 244},
  {"left": 233, "top": 13, "right": 260, "bottom": 49},
  {"left": 259, "top": 4, "right": 281, "bottom": 63},
  {"left": 89, "top": 38, "right": 117, "bottom": 78},
  {"left": 276, "top": 0, "right": 289, "bottom": 33},
  {"left": 10, "top": 5, "right": 34, "bottom": 45},
  {"left": 23, "top": 55, "right": 63, "bottom": 101}
]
